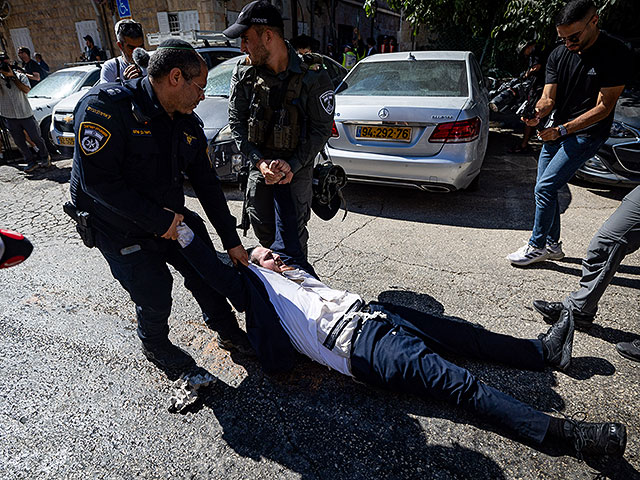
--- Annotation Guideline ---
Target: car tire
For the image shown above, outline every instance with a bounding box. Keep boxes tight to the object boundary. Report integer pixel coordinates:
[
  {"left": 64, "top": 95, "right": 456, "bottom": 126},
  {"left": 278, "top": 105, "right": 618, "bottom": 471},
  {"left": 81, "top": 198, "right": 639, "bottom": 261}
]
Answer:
[{"left": 40, "top": 117, "right": 58, "bottom": 155}]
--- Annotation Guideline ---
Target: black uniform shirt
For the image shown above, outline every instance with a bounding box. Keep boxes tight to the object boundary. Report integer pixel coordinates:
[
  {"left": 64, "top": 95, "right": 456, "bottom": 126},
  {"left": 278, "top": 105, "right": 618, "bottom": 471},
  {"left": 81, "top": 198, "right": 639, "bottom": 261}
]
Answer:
[
  {"left": 70, "top": 77, "right": 241, "bottom": 250},
  {"left": 546, "top": 31, "right": 634, "bottom": 138}
]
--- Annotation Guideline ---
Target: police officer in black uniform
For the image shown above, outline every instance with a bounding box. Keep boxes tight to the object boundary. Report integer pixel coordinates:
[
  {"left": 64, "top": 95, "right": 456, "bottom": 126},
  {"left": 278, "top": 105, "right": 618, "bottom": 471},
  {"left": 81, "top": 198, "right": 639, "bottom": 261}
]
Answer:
[
  {"left": 68, "top": 39, "right": 250, "bottom": 375},
  {"left": 226, "top": 0, "right": 335, "bottom": 257}
]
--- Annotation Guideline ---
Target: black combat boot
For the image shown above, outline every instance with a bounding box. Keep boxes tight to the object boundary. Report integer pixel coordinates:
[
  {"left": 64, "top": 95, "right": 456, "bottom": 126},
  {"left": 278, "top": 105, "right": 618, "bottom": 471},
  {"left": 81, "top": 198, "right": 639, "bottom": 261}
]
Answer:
[
  {"left": 560, "top": 418, "right": 627, "bottom": 458},
  {"left": 538, "top": 307, "right": 574, "bottom": 371},
  {"left": 533, "top": 300, "right": 595, "bottom": 330},
  {"left": 616, "top": 339, "right": 640, "bottom": 362}
]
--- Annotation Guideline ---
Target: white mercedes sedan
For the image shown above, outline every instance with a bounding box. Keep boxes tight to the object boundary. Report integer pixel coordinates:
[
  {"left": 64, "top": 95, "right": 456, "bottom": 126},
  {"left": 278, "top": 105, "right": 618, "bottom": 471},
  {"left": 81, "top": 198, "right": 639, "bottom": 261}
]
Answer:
[{"left": 328, "top": 51, "right": 490, "bottom": 192}]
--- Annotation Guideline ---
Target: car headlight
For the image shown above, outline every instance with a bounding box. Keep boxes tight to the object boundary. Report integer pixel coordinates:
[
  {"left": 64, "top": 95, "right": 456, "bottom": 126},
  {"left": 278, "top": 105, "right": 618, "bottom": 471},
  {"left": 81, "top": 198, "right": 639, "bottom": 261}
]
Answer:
[
  {"left": 610, "top": 121, "right": 638, "bottom": 138},
  {"left": 214, "top": 124, "right": 233, "bottom": 144}
]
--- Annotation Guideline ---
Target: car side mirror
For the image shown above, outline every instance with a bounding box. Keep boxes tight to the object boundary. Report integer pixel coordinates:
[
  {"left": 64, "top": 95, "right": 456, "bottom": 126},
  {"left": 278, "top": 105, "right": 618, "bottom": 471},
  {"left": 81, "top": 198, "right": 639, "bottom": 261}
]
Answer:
[{"left": 335, "top": 81, "right": 348, "bottom": 94}]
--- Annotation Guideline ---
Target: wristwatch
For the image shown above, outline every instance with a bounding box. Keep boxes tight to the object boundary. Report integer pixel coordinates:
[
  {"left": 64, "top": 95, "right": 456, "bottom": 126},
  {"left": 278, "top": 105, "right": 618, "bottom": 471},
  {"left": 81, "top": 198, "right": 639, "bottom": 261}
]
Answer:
[{"left": 557, "top": 124, "right": 568, "bottom": 137}]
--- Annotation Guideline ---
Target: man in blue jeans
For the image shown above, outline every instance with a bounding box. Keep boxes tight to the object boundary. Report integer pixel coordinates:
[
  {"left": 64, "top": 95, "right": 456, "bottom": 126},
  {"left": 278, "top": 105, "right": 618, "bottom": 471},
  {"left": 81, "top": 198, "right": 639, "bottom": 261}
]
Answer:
[{"left": 507, "top": 0, "right": 633, "bottom": 266}]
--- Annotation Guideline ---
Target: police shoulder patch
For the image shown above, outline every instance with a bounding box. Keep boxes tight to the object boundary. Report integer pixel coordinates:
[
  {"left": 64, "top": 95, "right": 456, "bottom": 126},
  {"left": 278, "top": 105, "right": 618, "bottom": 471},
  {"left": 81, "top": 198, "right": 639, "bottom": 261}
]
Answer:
[
  {"left": 319, "top": 90, "right": 335, "bottom": 115},
  {"left": 79, "top": 122, "right": 111, "bottom": 155}
]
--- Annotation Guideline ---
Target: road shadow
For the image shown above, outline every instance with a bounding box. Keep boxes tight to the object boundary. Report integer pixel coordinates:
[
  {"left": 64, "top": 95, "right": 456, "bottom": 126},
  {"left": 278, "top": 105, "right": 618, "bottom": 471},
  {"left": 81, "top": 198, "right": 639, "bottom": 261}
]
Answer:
[
  {"left": 196, "top": 363, "right": 509, "bottom": 480},
  {"left": 190, "top": 341, "right": 635, "bottom": 480},
  {"left": 0, "top": 154, "right": 71, "bottom": 185},
  {"left": 326, "top": 130, "right": 574, "bottom": 230},
  {"left": 515, "top": 257, "right": 640, "bottom": 290}
]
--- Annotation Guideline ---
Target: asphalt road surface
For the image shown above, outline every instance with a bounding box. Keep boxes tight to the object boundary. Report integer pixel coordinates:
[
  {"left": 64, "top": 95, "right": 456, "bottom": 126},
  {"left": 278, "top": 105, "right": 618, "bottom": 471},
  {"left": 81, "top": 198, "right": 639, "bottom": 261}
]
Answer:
[{"left": 1, "top": 130, "right": 639, "bottom": 479}]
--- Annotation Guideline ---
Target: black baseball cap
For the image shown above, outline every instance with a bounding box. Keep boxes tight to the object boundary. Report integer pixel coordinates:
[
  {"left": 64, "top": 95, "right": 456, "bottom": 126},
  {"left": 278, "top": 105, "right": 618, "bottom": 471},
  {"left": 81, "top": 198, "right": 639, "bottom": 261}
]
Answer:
[
  {"left": 223, "top": 0, "right": 284, "bottom": 39},
  {"left": 0, "top": 52, "right": 9, "bottom": 60}
]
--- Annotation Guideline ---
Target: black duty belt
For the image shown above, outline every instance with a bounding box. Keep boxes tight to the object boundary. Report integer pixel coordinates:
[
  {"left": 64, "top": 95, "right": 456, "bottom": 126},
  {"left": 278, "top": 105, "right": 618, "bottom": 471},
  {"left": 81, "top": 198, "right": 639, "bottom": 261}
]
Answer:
[{"left": 322, "top": 299, "right": 364, "bottom": 350}]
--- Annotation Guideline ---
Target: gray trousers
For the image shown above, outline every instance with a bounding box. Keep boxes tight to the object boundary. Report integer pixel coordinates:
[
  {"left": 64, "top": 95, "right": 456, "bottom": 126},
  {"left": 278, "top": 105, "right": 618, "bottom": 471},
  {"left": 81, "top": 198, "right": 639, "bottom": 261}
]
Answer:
[
  {"left": 246, "top": 164, "right": 313, "bottom": 257},
  {"left": 5, "top": 116, "right": 48, "bottom": 162},
  {"left": 564, "top": 186, "right": 640, "bottom": 315}
]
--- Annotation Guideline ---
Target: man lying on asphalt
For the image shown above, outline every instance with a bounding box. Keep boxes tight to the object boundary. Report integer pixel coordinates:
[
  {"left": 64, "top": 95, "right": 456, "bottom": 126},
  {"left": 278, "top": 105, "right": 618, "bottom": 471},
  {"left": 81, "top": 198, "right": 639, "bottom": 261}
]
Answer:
[{"left": 175, "top": 184, "right": 627, "bottom": 459}]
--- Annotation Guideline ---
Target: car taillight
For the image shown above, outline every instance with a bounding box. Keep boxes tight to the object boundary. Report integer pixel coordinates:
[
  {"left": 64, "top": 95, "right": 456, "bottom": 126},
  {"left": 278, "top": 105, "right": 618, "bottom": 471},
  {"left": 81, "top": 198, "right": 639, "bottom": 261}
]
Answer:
[
  {"left": 331, "top": 121, "right": 339, "bottom": 137},
  {"left": 429, "top": 117, "right": 481, "bottom": 143}
]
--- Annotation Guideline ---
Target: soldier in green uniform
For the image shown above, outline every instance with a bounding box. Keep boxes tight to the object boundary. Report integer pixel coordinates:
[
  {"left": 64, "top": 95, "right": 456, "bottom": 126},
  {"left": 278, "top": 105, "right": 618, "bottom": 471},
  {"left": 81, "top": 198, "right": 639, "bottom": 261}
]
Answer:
[{"left": 225, "top": 0, "right": 335, "bottom": 257}]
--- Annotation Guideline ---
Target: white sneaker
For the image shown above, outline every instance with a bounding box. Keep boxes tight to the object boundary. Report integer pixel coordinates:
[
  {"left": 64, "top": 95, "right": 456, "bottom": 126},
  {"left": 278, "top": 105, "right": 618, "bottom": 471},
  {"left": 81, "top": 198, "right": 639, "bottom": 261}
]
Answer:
[
  {"left": 546, "top": 241, "right": 565, "bottom": 260},
  {"left": 507, "top": 243, "right": 550, "bottom": 266}
]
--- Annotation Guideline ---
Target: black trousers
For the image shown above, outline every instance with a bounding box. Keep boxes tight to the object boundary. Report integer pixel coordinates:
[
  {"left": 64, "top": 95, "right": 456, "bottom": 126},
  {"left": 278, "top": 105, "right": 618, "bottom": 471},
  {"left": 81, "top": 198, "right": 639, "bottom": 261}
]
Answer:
[
  {"left": 350, "top": 303, "right": 550, "bottom": 444},
  {"left": 96, "top": 213, "right": 242, "bottom": 345}
]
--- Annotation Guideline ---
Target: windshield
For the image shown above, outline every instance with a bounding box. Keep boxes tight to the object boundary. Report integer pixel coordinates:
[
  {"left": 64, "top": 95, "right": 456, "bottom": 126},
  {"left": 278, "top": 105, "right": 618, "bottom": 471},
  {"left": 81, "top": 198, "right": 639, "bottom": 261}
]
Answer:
[
  {"left": 340, "top": 60, "right": 469, "bottom": 97},
  {"left": 205, "top": 62, "right": 238, "bottom": 97},
  {"left": 27, "top": 70, "right": 88, "bottom": 99}
]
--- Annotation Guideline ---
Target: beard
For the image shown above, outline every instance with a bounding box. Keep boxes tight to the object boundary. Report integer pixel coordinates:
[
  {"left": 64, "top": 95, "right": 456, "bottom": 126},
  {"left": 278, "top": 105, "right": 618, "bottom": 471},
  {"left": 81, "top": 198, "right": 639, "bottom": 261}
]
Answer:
[{"left": 248, "top": 42, "right": 270, "bottom": 66}]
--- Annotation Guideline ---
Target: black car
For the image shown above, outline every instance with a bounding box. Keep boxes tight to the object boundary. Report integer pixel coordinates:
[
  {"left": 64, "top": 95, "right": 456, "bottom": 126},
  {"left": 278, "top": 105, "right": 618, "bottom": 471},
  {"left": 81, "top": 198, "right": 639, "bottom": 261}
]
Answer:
[{"left": 574, "top": 86, "right": 640, "bottom": 187}]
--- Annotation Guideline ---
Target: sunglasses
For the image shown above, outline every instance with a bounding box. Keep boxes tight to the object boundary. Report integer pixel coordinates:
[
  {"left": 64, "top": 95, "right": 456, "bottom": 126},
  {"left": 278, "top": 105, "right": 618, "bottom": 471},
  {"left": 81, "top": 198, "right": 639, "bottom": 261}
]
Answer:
[{"left": 557, "top": 15, "right": 595, "bottom": 45}]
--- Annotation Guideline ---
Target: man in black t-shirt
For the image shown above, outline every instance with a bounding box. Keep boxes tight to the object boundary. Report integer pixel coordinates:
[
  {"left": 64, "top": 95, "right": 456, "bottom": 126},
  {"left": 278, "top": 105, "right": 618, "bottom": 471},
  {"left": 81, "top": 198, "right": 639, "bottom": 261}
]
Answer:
[
  {"left": 17, "top": 47, "right": 43, "bottom": 87},
  {"left": 507, "top": 0, "right": 633, "bottom": 266}
]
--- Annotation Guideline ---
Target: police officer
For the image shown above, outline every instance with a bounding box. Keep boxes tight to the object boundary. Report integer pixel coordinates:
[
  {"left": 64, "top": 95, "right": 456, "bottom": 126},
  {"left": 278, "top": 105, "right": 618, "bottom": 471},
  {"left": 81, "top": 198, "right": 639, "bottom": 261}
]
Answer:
[
  {"left": 225, "top": 0, "right": 335, "bottom": 257},
  {"left": 69, "top": 39, "right": 250, "bottom": 375}
]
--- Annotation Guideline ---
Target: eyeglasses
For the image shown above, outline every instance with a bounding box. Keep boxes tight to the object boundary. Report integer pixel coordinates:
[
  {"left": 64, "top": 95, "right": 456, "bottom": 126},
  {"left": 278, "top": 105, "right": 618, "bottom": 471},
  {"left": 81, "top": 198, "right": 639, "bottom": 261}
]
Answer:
[
  {"left": 187, "top": 78, "right": 206, "bottom": 95},
  {"left": 557, "top": 15, "right": 595, "bottom": 44}
]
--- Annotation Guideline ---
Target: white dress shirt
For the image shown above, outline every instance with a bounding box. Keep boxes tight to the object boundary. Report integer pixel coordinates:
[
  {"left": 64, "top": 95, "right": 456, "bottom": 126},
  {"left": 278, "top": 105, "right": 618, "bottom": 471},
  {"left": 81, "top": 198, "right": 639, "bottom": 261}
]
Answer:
[{"left": 249, "top": 264, "right": 363, "bottom": 376}]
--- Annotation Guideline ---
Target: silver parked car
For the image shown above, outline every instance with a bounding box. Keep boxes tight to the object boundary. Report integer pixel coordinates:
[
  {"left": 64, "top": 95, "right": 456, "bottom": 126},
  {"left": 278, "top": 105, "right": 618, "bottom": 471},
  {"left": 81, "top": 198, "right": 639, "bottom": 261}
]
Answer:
[
  {"left": 328, "top": 51, "right": 490, "bottom": 192},
  {"left": 28, "top": 64, "right": 101, "bottom": 153}
]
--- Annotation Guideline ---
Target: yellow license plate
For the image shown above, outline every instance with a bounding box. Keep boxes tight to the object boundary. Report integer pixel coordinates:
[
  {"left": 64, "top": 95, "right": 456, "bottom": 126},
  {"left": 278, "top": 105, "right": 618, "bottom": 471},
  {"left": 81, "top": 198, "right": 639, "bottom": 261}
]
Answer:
[
  {"left": 58, "top": 136, "right": 75, "bottom": 146},
  {"left": 356, "top": 125, "right": 412, "bottom": 142}
]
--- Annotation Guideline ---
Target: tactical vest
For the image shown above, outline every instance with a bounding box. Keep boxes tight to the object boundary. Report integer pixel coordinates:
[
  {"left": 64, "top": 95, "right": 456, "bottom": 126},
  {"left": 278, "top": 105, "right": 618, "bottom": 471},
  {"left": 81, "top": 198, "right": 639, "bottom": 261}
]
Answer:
[{"left": 247, "top": 53, "right": 325, "bottom": 155}]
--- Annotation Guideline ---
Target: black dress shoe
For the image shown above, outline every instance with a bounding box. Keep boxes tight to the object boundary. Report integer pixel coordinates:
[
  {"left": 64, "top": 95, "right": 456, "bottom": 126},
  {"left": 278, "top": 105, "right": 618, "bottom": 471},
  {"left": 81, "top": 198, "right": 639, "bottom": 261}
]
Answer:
[
  {"left": 142, "top": 340, "right": 196, "bottom": 373},
  {"left": 562, "top": 419, "right": 627, "bottom": 458},
  {"left": 539, "top": 307, "right": 574, "bottom": 371},
  {"left": 533, "top": 300, "right": 595, "bottom": 331},
  {"left": 616, "top": 339, "right": 640, "bottom": 362}
]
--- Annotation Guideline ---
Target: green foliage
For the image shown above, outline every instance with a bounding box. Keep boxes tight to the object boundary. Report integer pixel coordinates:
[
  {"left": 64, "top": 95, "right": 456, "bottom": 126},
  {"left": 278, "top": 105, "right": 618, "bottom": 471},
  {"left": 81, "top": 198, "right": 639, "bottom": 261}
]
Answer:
[
  {"left": 496, "top": 0, "right": 623, "bottom": 48},
  {"left": 365, "top": 0, "right": 505, "bottom": 37}
]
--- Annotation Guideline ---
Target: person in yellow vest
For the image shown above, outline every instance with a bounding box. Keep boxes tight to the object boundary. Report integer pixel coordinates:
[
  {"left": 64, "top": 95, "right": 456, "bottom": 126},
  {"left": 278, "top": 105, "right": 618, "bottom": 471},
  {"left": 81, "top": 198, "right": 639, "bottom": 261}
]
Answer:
[{"left": 342, "top": 44, "right": 357, "bottom": 70}]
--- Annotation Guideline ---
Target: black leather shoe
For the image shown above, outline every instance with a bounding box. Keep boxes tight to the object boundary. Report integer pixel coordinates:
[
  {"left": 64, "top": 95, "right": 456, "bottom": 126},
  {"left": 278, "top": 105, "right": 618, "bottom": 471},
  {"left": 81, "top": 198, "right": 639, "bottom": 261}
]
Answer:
[
  {"left": 142, "top": 341, "right": 196, "bottom": 373},
  {"left": 562, "top": 419, "right": 627, "bottom": 458},
  {"left": 539, "top": 307, "right": 574, "bottom": 371},
  {"left": 616, "top": 339, "right": 640, "bottom": 362},
  {"left": 533, "top": 300, "right": 595, "bottom": 331}
]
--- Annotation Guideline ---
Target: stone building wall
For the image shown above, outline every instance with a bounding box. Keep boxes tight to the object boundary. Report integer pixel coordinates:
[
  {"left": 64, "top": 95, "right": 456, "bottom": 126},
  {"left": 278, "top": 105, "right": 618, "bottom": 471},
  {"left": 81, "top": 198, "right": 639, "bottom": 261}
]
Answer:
[{"left": 0, "top": 0, "right": 409, "bottom": 72}]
